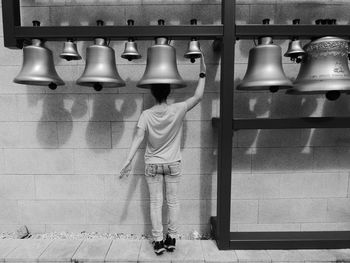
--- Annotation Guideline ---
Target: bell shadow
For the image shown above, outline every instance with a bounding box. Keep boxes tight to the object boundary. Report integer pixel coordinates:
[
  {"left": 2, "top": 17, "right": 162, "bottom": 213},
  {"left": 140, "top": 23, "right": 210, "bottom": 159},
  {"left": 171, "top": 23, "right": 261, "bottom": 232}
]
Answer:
[
  {"left": 86, "top": 93, "right": 127, "bottom": 152},
  {"left": 246, "top": 92, "right": 318, "bottom": 174},
  {"left": 238, "top": 91, "right": 272, "bottom": 154},
  {"left": 36, "top": 93, "right": 73, "bottom": 148},
  {"left": 297, "top": 95, "right": 322, "bottom": 153},
  {"left": 237, "top": 40, "right": 254, "bottom": 63},
  {"left": 308, "top": 94, "right": 350, "bottom": 170}
]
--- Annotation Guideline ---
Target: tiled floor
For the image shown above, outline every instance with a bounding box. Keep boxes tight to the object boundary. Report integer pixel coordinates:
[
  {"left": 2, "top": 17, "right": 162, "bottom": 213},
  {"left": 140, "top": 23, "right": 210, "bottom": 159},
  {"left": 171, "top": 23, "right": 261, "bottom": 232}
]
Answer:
[{"left": 0, "top": 239, "right": 349, "bottom": 262}]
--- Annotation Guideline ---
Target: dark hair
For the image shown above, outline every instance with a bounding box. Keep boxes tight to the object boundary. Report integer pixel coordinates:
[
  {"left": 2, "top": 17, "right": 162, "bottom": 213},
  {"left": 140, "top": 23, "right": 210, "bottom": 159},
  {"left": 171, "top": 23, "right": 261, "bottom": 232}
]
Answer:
[{"left": 150, "top": 84, "right": 171, "bottom": 103}]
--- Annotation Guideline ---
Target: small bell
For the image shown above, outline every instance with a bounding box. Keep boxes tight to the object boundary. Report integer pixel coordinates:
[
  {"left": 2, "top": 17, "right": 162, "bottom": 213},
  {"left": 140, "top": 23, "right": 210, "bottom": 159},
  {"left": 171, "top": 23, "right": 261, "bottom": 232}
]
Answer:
[
  {"left": 14, "top": 21, "right": 65, "bottom": 90},
  {"left": 60, "top": 39, "right": 82, "bottom": 61},
  {"left": 76, "top": 20, "right": 125, "bottom": 91},
  {"left": 184, "top": 19, "right": 202, "bottom": 63},
  {"left": 284, "top": 19, "right": 305, "bottom": 63},
  {"left": 121, "top": 20, "right": 141, "bottom": 61}
]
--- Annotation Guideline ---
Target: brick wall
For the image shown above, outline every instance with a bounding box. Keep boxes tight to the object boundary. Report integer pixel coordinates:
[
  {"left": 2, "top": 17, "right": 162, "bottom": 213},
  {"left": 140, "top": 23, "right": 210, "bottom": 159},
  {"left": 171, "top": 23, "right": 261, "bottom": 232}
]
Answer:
[{"left": 0, "top": 0, "right": 349, "bottom": 236}]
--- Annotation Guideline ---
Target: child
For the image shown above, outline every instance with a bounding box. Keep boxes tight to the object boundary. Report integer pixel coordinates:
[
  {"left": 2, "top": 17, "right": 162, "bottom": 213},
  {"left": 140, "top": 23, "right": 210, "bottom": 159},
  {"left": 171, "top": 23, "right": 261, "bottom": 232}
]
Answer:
[{"left": 120, "top": 54, "right": 206, "bottom": 255}]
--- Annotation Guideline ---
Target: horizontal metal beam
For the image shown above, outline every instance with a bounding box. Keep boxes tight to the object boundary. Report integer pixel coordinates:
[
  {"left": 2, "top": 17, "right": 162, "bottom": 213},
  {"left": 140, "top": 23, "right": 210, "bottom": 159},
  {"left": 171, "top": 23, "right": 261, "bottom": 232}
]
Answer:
[
  {"left": 212, "top": 117, "right": 350, "bottom": 130},
  {"left": 14, "top": 25, "right": 223, "bottom": 42},
  {"left": 230, "top": 231, "right": 350, "bottom": 249},
  {"left": 9, "top": 24, "right": 350, "bottom": 46},
  {"left": 236, "top": 25, "right": 350, "bottom": 39}
]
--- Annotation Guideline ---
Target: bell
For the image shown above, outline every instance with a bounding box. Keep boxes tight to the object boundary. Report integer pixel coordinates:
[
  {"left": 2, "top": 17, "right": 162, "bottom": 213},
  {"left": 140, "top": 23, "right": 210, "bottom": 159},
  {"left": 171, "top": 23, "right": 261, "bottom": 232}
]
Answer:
[
  {"left": 287, "top": 36, "right": 350, "bottom": 101},
  {"left": 237, "top": 36, "right": 292, "bottom": 93},
  {"left": 137, "top": 37, "right": 186, "bottom": 89},
  {"left": 284, "top": 40, "right": 305, "bottom": 63},
  {"left": 14, "top": 21, "right": 64, "bottom": 90},
  {"left": 184, "top": 19, "right": 202, "bottom": 63},
  {"left": 121, "top": 20, "right": 141, "bottom": 61},
  {"left": 77, "top": 38, "right": 125, "bottom": 91},
  {"left": 121, "top": 40, "right": 141, "bottom": 61},
  {"left": 284, "top": 19, "right": 305, "bottom": 63},
  {"left": 184, "top": 38, "right": 202, "bottom": 63},
  {"left": 60, "top": 39, "right": 82, "bottom": 61},
  {"left": 76, "top": 20, "right": 125, "bottom": 91}
]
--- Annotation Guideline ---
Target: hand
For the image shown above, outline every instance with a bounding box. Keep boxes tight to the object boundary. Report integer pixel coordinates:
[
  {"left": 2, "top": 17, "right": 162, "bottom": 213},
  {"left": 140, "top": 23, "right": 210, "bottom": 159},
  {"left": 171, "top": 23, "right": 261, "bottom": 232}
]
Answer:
[
  {"left": 119, "top": 160, "right": 132, "bottom": 179},
  {"left": 200, "top": 52, "right": 206, "bottom": 74}
]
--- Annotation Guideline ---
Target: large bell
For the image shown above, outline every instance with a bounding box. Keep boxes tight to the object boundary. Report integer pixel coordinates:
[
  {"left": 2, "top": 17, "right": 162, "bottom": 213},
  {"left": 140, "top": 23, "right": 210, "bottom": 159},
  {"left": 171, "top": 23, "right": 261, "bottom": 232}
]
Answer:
[
  {"left": 60, "top": 39, "right": 82, "bottom": 61},
  {"left": 14, "top": 21, "right": 64, "bottom": 90},
  {"left": 237, "top": 36, "right": 293, "bottom": 93},
  {"left": 76, "top": 38, "right": 125, "bottom": 91},
  {"left": 287, "top": 36, "right": 350, "bottom": 101},
  {"left": 137, "top": 37, "right": 186, "bottom": 89},
  {"left": 14, "top": 39, "right": 65, "bottom": 90},
  {"left": 184, "top": 19, "right": 202, "bottom": 63}
]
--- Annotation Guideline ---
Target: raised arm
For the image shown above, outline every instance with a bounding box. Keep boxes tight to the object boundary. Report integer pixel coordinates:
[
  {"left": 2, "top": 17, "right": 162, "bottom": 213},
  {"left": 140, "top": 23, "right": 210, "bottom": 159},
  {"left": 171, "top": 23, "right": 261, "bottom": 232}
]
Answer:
[{"left": 185, "top": 54, "right": 207, "bottom": 112}]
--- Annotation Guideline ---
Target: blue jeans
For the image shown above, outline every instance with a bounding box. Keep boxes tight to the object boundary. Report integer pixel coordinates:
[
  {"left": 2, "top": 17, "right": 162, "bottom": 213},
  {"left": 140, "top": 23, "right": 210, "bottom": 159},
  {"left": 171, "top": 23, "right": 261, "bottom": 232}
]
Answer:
[{"left": 145, "top": 161, "right": 181, "bottom": 242}]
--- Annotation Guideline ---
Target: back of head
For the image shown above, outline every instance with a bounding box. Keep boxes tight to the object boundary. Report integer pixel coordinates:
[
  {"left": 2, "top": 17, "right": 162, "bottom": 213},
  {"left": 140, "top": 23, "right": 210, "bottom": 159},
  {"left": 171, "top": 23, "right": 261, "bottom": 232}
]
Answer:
[{"left": 151, "top": 84, "right": 171, "bottom": 103}]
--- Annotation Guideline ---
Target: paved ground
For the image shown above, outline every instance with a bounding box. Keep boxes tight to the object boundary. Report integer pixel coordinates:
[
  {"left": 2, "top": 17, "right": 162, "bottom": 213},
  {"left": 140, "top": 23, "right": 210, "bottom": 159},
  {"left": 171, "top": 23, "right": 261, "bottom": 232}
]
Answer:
[{"left": 0, "top": 239, "right": 349, "bottom": 262}]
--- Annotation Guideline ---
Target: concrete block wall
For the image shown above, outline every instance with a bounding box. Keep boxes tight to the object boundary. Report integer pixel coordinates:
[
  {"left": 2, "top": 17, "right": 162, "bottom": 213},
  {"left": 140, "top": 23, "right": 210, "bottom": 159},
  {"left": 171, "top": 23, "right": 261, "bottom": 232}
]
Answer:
[{"left": 0, "top": 0, "right": 349, "bottom": 236}]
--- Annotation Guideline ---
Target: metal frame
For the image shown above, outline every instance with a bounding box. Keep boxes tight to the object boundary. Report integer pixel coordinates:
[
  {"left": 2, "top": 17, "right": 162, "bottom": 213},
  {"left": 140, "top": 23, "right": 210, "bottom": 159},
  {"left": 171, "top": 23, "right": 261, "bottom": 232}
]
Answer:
[{"left": 3, "top": 0, "right": 350, "bottom": 250}]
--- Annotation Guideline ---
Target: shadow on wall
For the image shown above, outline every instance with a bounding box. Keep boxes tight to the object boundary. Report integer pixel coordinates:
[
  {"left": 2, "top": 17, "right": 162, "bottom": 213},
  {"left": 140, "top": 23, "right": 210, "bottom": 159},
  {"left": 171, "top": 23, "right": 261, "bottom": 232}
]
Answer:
[
  {"left": 35, "top": 93, "right": 73, "bottom": 148},
  {"left": 235, "top": 83, "right": 350, "bottom": 172}
]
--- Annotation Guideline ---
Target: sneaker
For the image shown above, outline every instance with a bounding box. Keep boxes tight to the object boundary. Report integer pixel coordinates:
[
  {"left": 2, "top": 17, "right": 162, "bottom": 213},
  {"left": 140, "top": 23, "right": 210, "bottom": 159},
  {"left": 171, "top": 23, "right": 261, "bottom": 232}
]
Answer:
[
  {"left": 164, "top": 234, "right": 176, "bottom": 252},
  {"left": 153, "top": 240, "right": 166, "bottom": 255}
]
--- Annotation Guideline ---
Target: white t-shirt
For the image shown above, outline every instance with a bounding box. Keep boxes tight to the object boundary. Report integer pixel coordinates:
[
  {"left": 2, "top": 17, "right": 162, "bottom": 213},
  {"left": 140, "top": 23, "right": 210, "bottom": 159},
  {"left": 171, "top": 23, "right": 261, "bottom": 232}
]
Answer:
[{"left": 137, "top": 102, "right": 188, "bottom": 164}]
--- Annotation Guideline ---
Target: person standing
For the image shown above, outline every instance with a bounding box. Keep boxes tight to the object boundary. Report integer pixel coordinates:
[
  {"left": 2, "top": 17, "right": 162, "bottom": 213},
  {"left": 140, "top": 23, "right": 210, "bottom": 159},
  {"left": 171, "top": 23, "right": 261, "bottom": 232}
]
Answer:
[{"left": 120, "top": 54, "right": 206, "bottom": 255}]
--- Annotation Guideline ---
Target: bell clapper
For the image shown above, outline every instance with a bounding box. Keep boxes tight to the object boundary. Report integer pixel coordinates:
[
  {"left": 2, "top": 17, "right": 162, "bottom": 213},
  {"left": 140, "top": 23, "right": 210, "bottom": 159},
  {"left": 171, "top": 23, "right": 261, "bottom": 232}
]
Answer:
[
  {"left": 48, "top": 82, "right": 57, "bottom": 90},
  {"left": 93, "top": 83, "right": 103, "bottom": 92},
  {"left": 326, "top": 91, "right": 341, "bottom": 101},
  {"left": 269, "top": 86, "right": 279, "bottom": 93}
]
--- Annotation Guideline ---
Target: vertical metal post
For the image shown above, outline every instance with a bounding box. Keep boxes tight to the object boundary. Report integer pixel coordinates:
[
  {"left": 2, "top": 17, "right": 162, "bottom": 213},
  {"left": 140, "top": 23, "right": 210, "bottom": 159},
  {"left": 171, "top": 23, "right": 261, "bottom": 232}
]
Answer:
[
  {"left": 2, "top": 0, "right": 22, "bottom": 48},
  {"left": 216, "top": 0, "right": 235, "bottom": 250}
]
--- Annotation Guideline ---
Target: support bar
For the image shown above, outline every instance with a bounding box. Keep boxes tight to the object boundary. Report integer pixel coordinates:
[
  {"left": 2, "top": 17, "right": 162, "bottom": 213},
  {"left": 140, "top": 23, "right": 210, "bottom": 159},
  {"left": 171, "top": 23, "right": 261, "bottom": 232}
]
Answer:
[
  {"left": 215, "top": 0, "right": 235, "bottom": 250},
  {"left": 212, "top": 117, "right": 350, "bottom": 130},
  {"left": 236, "top": 24, "right": 350, "bottom": 39},
  {"left": 12, "top": 25, "right": 223, "bottom": 43},
  {"left": 2, "top": 0, "right": 22, "bottom": 48},
  {"left": 230, "top": 231, "right": 350, "bottom": 249},
  {"left": 9, "top": 24, "right": 350, "bottom": 48}
]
